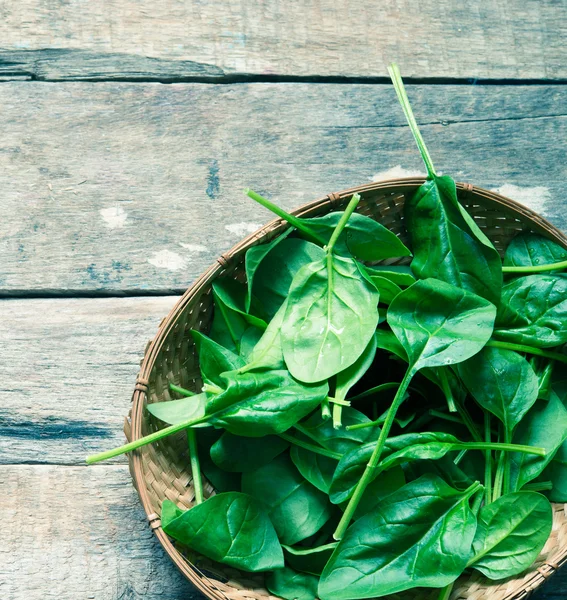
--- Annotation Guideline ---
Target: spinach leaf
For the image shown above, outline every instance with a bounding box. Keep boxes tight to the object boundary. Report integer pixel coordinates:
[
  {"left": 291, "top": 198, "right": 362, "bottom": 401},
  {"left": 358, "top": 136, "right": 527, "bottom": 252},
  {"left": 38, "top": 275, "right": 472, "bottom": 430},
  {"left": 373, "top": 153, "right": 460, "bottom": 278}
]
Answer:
[
  {"left": 296, "top": 211, "right": 411, "bottom": 262},
  {"left": 238, "top": 326, "right": 263, "bottom": 360},
  {"left": 209, "top": 285, "right": 247, "bottom": 353},
  {"left": 147, "top": 393, "right": 207, "bottom": 425},
  {"left": 251, "top": 238, "right": 325, "bottom": 320},
  {"left": 238, "top": 300, "right": 287, "bottom": 372},
  {"left": 244, "top": 229, "right": 292, "bottom": 312},
  {"left": 407, "top": 455, "right": 473, "bottom": 490},
  {"left": 545, "top": 440, "right": 567, "bottom": 501},
  {"left": 405, "top": 175, "right": 503, "bottom": 304},
  {"left": 504, "top": 232, "right": 567, "bottom": 269},
  {"left": 242, "top": 454, "right": 333, "bottom": 545},
  {"left": 368, "top": 275, "right": 402, "bottom": 304},
  {"left": 510, "top": 392, "right": 567, "bottom": 490},
  {"left": 282, "top": 254, "right": 379, "bottom": 383},
  {"left": 290, "top": 447, "right": 337, "bottom": 494},
  {"left": 210, "top": 432, "right": 289, "bottom": 472},
  {"left": 207, "top": 369, "right": 328, "bottom": 437},
  {"left": 297, "top": 407, "right": 381, "bottom": 453},
  {"left": 282, "top": 542, "right": 338, "bottom": 576},
  {"left": 266, "top": 566, "right": 319, "bottom": 600},
  {"left": 388, "top": 279, "right": 497, "bottom": 372},
  {"left": 363, "top": 264, "right": 416, "bottom": 287},
  {"left": 320, "top": 475, "right": 480, "bottom": 599},
  {"left": 192, "top": 331, "right": 245, "bottom": 386},
  {"left": 212, "top": 279, "right": 268, "bottom": 330},
  {"left": 332, "top": 334, "right": 377, "bottom": 428},
  {"left": 457, "top": 347, "right": 538, "bottom": 432},
  {"left": 494, "top": 275, "right": 567, "bottom": 348},
  {"left": 349, "top": 466, "right": 406, "bottom": 520},
  {"left": 199, "top": 451, "right": 241, "bottom": 492},
  {"left": 161, "top": 493, "right": 283, "bottom": 572},
  {"left": 468, "top": 492, "right": 552, "bottom": 580}
]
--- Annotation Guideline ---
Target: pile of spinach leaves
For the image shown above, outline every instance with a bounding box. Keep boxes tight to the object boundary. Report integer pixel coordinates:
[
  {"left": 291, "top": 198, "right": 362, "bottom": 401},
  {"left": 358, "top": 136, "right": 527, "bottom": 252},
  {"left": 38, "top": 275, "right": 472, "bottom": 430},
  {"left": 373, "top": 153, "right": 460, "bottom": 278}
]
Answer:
[{"left": 88, "top": 64, "right": 567, "bottom": 600}]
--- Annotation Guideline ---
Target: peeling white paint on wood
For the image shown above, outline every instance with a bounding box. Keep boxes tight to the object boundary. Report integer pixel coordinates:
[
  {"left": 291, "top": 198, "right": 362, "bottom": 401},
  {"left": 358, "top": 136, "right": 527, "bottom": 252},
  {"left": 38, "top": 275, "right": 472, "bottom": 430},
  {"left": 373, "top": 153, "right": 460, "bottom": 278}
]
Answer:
[
  {"left": 179, "top": 243, "right": 209, "bottom": 252},
  {"left": 491, "top": 184, "right": 552, "bottom": 217},
  {"left": 225, "top": 222, "right": 262, "bottom": 236},
  {"left": 371, "top": 165, "right": 426, "bottom": 181},
  {"left": 147, "top": 249, "right": 188, "bottom": 271},
  {"left": 99, "top": 205, "right": 128, "bottom": 228}
]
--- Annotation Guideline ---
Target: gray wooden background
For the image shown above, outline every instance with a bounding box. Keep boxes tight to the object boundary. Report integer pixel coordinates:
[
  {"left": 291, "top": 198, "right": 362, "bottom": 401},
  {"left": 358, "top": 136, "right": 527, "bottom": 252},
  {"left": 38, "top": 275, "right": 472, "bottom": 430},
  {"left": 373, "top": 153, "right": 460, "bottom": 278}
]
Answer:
[{"left": 1, "top": 2, "right": 566, "bottom": 599}]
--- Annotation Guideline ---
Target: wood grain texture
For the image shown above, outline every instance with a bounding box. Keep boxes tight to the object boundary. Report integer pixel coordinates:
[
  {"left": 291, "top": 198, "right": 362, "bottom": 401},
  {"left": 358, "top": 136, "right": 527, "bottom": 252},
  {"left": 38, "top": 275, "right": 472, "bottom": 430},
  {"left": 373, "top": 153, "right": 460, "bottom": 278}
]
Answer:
[
  {"left": 0, "top": 1, "right": 565, "bottom": 80},
  {"left": 1, "top": 464, "right": 197, "bottom": 599},
  {"left": 0, "top": 296, "right": 177, "bottom": 464},
  {"left": 1, "top": 82, "right": 566, "bottom": 294}
]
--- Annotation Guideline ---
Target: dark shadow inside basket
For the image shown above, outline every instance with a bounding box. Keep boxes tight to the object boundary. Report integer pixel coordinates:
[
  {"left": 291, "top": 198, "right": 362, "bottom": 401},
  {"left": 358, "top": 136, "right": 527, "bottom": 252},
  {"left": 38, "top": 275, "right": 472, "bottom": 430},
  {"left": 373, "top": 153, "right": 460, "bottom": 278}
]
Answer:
[{"left": 132, "top": 181, "right": 567, "bottom": 600}]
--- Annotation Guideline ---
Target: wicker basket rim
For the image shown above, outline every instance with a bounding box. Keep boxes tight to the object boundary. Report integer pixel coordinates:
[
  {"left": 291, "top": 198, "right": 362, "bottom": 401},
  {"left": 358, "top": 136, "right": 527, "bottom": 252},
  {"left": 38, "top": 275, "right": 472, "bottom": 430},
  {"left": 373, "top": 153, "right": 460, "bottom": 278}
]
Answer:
[{"left": 128, "top": 177, "right": 567, "bottom": 600}]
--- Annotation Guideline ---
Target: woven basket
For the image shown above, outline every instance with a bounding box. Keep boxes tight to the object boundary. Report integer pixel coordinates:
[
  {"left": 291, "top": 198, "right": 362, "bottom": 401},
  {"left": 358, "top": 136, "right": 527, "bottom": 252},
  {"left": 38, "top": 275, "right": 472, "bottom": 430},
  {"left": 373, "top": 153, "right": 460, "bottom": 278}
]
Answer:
[{"left": 125, "top": 178, "right": 567, "bottom": 600}]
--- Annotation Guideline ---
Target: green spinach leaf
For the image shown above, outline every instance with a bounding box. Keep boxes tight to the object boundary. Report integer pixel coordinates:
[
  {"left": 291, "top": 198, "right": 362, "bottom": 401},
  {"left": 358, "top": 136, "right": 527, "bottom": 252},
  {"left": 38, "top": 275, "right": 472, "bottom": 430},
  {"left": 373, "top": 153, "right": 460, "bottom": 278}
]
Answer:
[
  {"left": 504, "top": 232, "right": 567, "bottom": 269},
  {"left": 210, "top": 432, "right": 289, "bottom": 472},
  {"left": 250, "top": 238, "right": 325, "bottom": 319},
  {"left": 266, "top": 566, "right": 319, "bottom": 600},
  {"left": 363, "top": 265, "right": 416, "bottom": 287},
  {"left": 468, "top": 492, "right": 552, "bottom": 580},
  {"left": 320, "top": 475, "right": 479, "bottom": 599},
  {"left": 510, "top": 392, "right": 567, "bottom": 490},
  {"left": 282, "top": 254, "right": 379, "bottom": 383},
  {"left": 290, "top": 447, "right": 337, "bottom": 494},
  {"left": 207, "top": 369, "right": 328, "bottom": 437},
  {"left": 147, "top": 393, "right": 207, "bottom": 425},
  {"left": 242, "top": 454, "right": 333, "bottom": 545},
  {"left": 494, "top": 275, "right": 567, "bottom": 348},
  {"left": 161, "top": 493, "right": 283, "bottom": 572},
  {"left": 283, "top": 542, "right": 338, "bottom": 576},
  {"left": 192, "top": 331, "right": 245, "bottom": 386},
  {"left": 296, "top": 211, "right": 411, "bottom": 261},
  {"left": 457, "top": 347, "right": 538, "bottom": 432}
]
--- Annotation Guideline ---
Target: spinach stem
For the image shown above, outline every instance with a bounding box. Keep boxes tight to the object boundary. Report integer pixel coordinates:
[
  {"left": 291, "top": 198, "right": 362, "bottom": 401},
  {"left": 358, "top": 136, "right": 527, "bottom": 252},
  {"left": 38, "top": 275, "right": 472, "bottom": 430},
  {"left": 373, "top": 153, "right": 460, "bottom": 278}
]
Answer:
[
  {"left": 503, "top": 428, "right": 512, "bottom": 495},
  {"left": 437, "top": 368, "right": 457, "bottom": 412},
  {"left": 387, "top": 63, "right": 437, "bottom": 178},
  {"left": 328, "top": 396, "right": 351, "bottom": 407},
  {"left": 169, "top": 383, "right": 195, "bottom": 397},
  {"left": 346, "top": 418, "right": 383, "bottom": 431},
  {"left": 437, "top": 582, "right": 454, "bottom": 600},
  {"left": 492, "top": 450, "right": 506, "bottom": 502},
  {"left": 202, "top": 382, "right": 223, "bottom": 395},
  {"left": 347, "top": 381, "right": 400, "bottom": 403},
  {"left": 429, "top": 409, "right": 464, "bottom": 425},
  {"left": 326, "top": 193, "right": 361, "bottom": 253},
  {"left": 86, "top": 412, "right": 212, "bottom": 464},
  {"left": 293, "top": 423, "right": 326, "bottom": 446},
  {"left": 332, "top": 403, "right": 343, "bottom": 430},
  {"left": 486, "top": 340, "right": 567, "bottom": 364},
  {"left": 278, "top": 432, "right": 342, "bottom": 460},
  {"left": 456, "top": 442, "right": 545, "bottom": 456},
  {"left": 321, "top": 398, "right": 332, "bottom": 420},
  {"left": 453, "top": 397, "right": 483, "bottom": 442},
  {"left": 524, "top": 481, "right": 553, "bottom": 492},
  {"left": 245, "top": 189, "right": 327, "bottom": 245},
  {"left": 454, "top": 449, "right": 467, "bottom": 465},
  {"left": 187, "top": 429, "right": 203, "bottom": 504},
  {"left": 472, "top": 489, "right": 484, "bottom": 515},
  {"left": 502, "top": 259, "right": 567, "bottom": 274},
  {"left": 334, "top": 367, "right": 415, "bottom": 540},
  {"left": 484, "top": 413, "right": 492, "bottom": 506}
]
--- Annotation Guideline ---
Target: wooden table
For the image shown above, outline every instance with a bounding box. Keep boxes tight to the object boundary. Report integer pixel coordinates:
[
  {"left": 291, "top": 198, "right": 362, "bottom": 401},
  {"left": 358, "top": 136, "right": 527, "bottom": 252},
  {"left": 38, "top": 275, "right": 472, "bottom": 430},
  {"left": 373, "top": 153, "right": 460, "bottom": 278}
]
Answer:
[{"left": 2, "top": 2, "right": 566, "bottom": 598}]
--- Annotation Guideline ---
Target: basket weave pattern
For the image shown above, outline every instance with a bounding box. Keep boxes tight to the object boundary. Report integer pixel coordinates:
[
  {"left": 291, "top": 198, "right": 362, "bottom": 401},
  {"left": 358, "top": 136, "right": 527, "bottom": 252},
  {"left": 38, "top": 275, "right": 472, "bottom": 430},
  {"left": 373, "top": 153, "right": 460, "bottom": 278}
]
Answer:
[{"left": 125, "top": 179, "right": 567, "bottom": 600}]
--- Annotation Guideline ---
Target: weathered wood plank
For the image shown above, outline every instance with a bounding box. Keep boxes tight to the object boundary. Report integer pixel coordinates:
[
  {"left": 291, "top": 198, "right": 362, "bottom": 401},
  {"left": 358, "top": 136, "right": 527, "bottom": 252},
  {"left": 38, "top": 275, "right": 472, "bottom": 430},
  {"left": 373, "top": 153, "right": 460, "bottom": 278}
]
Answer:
[
  {"left": 1, "top": 464, "right": 197, "bottom": 599},
  {"left": 0, "top": 1, "right": 565, "bottom": 80},
  {"left": 0, "top": 297, "right": 177, "bottom": 464},
  {"left": 1, "top": 82, "right": 566, "bottom": 294}
]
